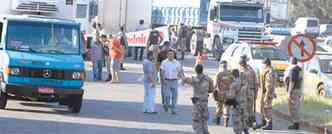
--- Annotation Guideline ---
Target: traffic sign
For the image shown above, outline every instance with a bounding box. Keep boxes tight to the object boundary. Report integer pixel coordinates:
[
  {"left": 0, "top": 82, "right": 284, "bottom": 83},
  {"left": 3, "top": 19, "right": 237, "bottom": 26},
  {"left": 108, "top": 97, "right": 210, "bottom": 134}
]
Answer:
[{"left": 287, "top": 34, "right": 316, "bottom": 63}]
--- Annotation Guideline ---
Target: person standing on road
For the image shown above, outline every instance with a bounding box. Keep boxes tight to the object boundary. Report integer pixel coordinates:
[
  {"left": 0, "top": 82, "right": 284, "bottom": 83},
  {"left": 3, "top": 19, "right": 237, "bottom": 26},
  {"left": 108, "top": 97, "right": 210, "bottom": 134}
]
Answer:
[
  {"left": 177, "top": 23, "right": 188, "bottom": 60},
  {"left": 182, "top": 64, "right": 214, "bottom": 134},
  {"left": 239, "top": 55, "right": 258, "bottom": 130},
  {"left": 170, "top": 28, "right": 178, "bottom": 50},
  {"left": 160, "top": 50, "right": 183, "bottom": 114},
  {"left": 110, "top": 36, "right": 124, "bottom": 83},
  {"left": 194, "top": 29, "right": 205, "bottom": 56},
  {"left": 143, "top": 51, "right": 158, "bottom": 114},
  {"left": 134, "top": 19, "right": 146, "bottom": 61},
  {"left": 118, "top": 26, "right": 129, "bottom": 70},
  {"left": 157, "top": 42, "right": 171, "bottom": 106},
  {"left": 91, "top": 34, "right": 104, "bottom": 81},
  {"left": 213, "top": 61, "right": 233, "bottom": 126},
  {"left": 101, "top": 34, "right": 112, "bottom": 82},
  {"left": 257, "top": 58, "right": 277, "bottom": 130},
  {"left": 284, "top": 57, "right": 303, "bottom": 130},
  {"left": 229, "top": 69, "right": 249, "bottom": 134},
  {"left": 147, "top": 27, "right": 162, "bottom": 62}
]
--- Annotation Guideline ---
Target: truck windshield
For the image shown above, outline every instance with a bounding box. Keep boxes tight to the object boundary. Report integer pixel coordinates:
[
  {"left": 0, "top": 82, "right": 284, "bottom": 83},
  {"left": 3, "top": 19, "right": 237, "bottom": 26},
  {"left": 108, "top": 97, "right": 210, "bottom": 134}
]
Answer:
[
  {"left": 252, "top": 47, "right": 288, "bottom": 61},
  {"left": 219, "top": 5, "right": 263, "bottom": 23},
  {"left": 6, "top": 21, "right": 80, "bottom": 55}
]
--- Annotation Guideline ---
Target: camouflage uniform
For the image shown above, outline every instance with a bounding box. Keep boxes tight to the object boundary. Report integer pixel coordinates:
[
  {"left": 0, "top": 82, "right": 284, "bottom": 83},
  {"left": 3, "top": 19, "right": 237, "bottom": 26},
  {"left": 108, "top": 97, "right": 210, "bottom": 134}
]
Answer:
[
  {"left": 214, "top": 71, "right": 233, "bottom": 123},
  {"left": 240, "top": 65, "right": 258, "bottom": 126},
  {"left": 231, "top": 78, "right": 248, "bottom": 134},
  {"left": 183, "top": 74, "right": 214, "bottom": 134},
  {"left": 260, "top": 67, "right": 277, "bottom": 123}
]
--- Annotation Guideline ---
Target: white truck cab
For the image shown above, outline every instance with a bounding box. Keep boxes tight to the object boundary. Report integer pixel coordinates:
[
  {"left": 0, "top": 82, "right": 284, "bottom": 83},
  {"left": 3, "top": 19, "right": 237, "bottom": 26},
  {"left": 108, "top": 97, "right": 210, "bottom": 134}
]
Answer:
[{"left": 291, "top": 17, "right": 320, "bottom": 38}]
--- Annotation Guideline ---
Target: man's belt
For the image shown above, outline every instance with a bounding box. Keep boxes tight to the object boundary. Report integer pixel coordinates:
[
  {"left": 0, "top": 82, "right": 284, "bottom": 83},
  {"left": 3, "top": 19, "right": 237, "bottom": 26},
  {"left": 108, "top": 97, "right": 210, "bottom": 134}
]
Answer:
[{"left": 165, "top": 79, "right": 177, "bottom": 81}]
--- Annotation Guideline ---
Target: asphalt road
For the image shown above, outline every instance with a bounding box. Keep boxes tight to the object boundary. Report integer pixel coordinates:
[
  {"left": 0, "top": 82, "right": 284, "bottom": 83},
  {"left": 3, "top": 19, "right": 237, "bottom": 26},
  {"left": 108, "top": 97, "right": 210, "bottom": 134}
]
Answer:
[{"left": 0, "top": 56, "right": 315, "bottom": 134}]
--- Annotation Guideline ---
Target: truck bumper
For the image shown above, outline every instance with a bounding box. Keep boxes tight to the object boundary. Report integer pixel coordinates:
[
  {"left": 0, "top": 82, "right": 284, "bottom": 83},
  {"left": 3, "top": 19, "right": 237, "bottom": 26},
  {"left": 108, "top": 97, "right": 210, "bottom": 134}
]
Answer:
[{"left": 4, "top": 84, "right": 84, "bottom": 98}]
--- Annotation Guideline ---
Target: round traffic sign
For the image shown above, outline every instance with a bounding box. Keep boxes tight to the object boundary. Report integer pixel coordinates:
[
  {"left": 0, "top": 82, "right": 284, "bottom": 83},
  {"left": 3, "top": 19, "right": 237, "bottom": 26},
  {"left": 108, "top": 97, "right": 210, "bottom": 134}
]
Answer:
[{"left": 287, "top": 34, "right": 316, "bottom": 63}]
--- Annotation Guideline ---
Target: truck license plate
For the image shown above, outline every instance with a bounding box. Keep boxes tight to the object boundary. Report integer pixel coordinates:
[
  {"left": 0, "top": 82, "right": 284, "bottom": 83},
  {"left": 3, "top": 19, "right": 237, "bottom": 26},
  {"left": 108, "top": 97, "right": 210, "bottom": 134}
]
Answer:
[{"left": 38, "top": 87, "right": 54, "bottom": 94}]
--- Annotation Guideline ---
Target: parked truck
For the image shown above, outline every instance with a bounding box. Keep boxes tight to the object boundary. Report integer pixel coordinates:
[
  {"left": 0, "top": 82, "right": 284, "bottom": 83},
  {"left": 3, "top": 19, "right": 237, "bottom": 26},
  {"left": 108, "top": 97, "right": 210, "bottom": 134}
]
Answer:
[
  {"left": 0, "top": 0, "right": 86, "bottom": 113},
  {"left": 204, "top": 0, "right": 267, "bottom": 60}
]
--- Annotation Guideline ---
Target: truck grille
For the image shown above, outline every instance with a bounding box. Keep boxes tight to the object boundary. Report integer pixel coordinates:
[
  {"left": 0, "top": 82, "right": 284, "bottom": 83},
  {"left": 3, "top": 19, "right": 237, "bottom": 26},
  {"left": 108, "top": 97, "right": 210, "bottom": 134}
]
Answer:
[
  {"left": 238, "top": 27, "right": 263, "bottom": 42},
  {"left": 13, "top": 67, "right": 75, "bottom": 80}
]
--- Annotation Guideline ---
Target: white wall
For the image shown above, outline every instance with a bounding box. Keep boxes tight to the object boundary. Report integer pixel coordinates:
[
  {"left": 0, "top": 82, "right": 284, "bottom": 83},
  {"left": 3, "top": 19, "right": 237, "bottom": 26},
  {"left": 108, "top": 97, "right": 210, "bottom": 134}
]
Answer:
[
  {"left": 153, "top": 0, "right": 200, "bottom": 8},
  {"left": 99, "top": 0, "right": 152, "bottom": 34},
  {"left": 0, "top": 0, "right": 11, "bottom": 15}
]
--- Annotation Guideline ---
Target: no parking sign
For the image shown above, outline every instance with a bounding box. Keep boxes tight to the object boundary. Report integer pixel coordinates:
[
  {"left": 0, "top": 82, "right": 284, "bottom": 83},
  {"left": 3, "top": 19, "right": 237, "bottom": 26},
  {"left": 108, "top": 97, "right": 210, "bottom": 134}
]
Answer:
[{"left": 287, "top": 34, "right": 316, "bottom": 63}]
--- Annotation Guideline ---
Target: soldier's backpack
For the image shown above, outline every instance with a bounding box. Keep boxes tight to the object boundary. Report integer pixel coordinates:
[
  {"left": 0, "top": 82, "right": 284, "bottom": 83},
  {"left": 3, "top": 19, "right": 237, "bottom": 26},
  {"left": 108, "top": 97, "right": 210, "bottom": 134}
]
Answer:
[{"left": 149, "top": 30, "right": 160, "bottom": 45}]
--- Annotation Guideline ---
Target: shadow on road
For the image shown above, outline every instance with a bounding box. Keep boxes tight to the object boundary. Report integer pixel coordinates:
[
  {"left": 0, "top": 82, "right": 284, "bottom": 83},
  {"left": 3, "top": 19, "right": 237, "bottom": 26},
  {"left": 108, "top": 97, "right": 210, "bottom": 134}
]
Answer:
[{"left": 0, "top": 116, "right": 193, "bottom": 134}]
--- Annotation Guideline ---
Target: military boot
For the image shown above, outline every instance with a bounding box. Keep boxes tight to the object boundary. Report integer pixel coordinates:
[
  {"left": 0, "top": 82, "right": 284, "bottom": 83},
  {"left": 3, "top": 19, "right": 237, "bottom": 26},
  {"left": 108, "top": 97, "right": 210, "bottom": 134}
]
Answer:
[
  {"left": 214, "top": 117, "right": 221, "bottom": 125},
  {"left": 224, "top": 117, "right": 230, "bottom": 127},
  {"left": 288, "top": 123, "right": 299, "bottom": 130},
  {"left": 262, "top": 121, "right": 273, "bottom": 130}
]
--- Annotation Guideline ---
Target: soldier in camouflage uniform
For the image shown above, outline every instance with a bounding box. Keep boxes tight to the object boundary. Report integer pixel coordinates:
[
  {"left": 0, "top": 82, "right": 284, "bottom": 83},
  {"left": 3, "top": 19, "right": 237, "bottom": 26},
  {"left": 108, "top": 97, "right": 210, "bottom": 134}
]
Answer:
[
  {"left": 284, "top": 57, "right": 303, "bottom": 130},
  {"left": 213, "top": 61, "right": 233, "bottom": 126},
  {"left": 227, "top": 69, "right": 249, "bottom": 134},
  {"left": 239, "top": 55, "right": 258, "bottom": 128},
  {"left": 182, "top": 64, "right": 214, "bottom": 134},
  {"left": 257, "top": 58, "right": 277, "bottom": 130}
]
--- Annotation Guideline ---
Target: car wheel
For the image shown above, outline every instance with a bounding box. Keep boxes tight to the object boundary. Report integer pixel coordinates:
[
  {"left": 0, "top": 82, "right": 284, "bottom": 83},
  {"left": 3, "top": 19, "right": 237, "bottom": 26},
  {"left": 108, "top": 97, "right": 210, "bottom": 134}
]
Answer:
[
  {"left": 0, "top": 90, "right": 8, "bottom": 109},
  {"left": 68, "top": 94, "right": 83, "bottom": 113},
  {"left": 318, "top": 85, "right": 326, "bottom": 97}
]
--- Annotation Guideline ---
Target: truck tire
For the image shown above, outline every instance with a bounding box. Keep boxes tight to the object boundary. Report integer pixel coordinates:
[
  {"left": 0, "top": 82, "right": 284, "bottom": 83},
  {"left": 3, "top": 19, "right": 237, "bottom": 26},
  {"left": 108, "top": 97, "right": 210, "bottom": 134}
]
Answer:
[
  {"left": 0, "top": 90, "right": 8, "bottom": 109},
  {"left": 68, "top": 94, "right": 83, "bottom": 113}
]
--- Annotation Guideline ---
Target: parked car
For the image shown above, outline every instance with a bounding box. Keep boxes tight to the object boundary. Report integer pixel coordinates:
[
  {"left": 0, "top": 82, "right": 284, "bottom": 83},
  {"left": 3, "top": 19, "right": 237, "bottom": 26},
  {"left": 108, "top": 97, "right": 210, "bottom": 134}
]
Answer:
[
  {"left": 303, "top": 52, "right": 332, "bottom": 97},
  {"left": 291, "top": 17, "right": 320, "bottom": 38},
  {"left": 220, "top": 42, "right": 289, "bottom": 83},
  {"left": 320, "top": 24, "right": 332, "bottom": 37}
]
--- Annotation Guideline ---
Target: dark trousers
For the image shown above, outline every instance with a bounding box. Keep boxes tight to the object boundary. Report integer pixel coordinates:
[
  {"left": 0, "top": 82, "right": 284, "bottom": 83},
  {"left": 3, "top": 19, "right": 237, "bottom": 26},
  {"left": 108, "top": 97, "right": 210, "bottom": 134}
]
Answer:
[{"left": 134, "top": 47, "right": 144, "bottom": 61}]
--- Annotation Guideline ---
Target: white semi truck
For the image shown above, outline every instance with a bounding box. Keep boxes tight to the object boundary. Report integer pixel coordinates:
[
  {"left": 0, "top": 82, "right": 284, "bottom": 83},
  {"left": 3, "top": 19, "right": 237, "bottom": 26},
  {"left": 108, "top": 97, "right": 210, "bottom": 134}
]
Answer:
[{"left": 204, "top": 0, "right": 267, "bottom": 59}]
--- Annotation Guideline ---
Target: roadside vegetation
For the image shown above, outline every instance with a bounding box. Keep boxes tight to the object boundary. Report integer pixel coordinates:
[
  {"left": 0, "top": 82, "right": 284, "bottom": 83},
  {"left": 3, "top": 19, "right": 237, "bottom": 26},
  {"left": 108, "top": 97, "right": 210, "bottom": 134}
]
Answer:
[{"left": 272, "top": 88, "right": 332, "bottom": 127}]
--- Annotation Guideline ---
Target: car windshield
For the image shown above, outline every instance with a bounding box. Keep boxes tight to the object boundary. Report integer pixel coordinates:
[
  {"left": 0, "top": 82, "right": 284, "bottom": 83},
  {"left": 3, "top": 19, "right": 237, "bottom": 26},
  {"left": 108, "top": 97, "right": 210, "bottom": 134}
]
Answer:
[
  {"left": 219, "top": 5, "right": 263, "bottom": 23},
  {"left": 6, "top": 21, "right": 80, "bottom": 55},
  {"left": 320, "top": 60, "right": 332, "bottom": 73},
  {"left": 251, "top": 47, "right": 288, "bottom": 60}
]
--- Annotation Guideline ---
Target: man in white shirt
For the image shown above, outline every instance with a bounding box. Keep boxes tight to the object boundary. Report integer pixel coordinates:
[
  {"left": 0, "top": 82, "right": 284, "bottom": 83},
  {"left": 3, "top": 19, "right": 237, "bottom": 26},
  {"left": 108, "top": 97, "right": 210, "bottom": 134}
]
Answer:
[{"left": 160, "top": 50, "right": 184, "bottom": 114}]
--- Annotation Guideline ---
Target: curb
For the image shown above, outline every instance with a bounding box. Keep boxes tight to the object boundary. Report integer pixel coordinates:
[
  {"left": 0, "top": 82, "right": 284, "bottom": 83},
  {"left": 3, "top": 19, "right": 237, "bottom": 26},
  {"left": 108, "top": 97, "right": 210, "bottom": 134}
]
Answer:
[{"left": 273, "top": 109, "right": 332, "bottom": 134}]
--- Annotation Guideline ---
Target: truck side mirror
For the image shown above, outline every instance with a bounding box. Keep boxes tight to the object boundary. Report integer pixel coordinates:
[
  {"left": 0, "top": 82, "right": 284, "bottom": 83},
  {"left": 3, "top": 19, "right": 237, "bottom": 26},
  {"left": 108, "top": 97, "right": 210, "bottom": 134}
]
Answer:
[
  {"left": 309, "top": 69, "right": 318, "bottom": 74},
  {"left": 209, "top": 7, "right": 217, "bottom": 21}
]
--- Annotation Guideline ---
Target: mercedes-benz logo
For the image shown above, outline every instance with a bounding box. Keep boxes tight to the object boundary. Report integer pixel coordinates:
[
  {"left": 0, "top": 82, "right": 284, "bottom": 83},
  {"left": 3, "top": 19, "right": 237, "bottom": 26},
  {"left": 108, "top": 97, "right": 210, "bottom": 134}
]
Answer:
[{"left": 42, "top": 69, "right": 52, "bottom": 78}]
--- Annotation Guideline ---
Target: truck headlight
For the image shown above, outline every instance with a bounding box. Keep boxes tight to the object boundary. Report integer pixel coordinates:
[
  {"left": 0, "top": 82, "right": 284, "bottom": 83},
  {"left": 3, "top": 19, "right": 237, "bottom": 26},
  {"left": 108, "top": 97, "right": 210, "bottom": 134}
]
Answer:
[
  {"left": 72, "top": 72, "right": 85, "bottom": 80},
  {"left": 8, "top": 68, "right": 20, "bottom": 75}
]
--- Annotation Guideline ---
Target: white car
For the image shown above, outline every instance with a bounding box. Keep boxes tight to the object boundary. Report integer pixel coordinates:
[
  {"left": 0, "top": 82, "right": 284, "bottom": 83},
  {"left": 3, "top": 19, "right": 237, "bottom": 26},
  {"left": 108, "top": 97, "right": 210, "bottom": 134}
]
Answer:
[
  {"left": 303, "top": 52, "right": 332, "bottom": 97},
  {"left": 221, "top": 42, "right": 289, "bottom": 82}
]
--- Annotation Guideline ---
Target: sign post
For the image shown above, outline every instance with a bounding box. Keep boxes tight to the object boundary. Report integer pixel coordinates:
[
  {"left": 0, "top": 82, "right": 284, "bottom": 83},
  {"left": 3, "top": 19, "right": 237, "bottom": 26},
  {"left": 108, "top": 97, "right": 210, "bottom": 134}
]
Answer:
[{"left": 287, "top": 34, "right": 316, "bottom": 63}]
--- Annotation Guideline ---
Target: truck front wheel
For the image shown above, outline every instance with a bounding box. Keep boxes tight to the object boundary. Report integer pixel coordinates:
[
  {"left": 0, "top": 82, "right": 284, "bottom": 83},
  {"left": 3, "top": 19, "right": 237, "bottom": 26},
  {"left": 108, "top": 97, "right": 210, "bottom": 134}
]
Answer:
[
  {"left": 68, "top": 94, "right": 83, "bottom": 113},
  {"left": 0, "top": 90, "right": 8, "bottom": 109}
]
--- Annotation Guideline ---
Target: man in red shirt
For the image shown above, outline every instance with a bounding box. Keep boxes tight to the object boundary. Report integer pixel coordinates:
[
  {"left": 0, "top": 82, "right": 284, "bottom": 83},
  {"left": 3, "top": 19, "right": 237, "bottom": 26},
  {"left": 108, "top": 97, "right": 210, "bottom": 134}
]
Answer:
[{"left": 110, "top": 36, "right": 124, "bottom": 83}]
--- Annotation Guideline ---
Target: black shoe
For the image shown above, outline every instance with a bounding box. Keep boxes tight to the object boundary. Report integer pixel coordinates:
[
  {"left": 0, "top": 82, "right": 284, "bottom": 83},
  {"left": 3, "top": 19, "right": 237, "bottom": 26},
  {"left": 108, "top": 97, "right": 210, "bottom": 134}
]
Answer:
[
  {"left": 120, "top": 67, "right": 126, "bottom": 70},
  {"left": 171, "top": 111, "right": 177, "bottom": 115},
  {"left": 224, "top": 117, "right": 230, "bottom": 127},
  {"left": 213, "top": 117, "right": 221, "bottom": 125},
  {"left": 288, "top": 123, "right": 299, "bottom": 130},
  {"left": 105, "top": 75, "right": 112, "bottom": 82},
  {"left": 244, "top": 128, "right": 249, "bottom": 134},
  {"left": 163, "top": 105, "right": 168, "bottom": 112},
  {"left": 262, "top": 121, "right": 273, "bottom": 130}
]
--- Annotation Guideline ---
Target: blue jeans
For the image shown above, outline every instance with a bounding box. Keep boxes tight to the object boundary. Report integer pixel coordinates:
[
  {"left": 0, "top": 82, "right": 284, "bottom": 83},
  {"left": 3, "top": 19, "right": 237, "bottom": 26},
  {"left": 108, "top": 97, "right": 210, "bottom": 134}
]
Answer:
[
  {"left": 164, "top": 80, "right": 178, "bottom": 113},
  {"left": 143, "top": 82, "right": 156, "bottom": 112},
  {"left": 93, "top": 60, "right": 103, "bottom": 81}
]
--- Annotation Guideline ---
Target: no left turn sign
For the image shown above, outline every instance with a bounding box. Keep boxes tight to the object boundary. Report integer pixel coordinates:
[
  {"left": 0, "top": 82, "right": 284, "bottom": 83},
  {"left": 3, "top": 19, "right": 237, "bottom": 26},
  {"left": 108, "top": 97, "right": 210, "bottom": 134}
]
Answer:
[{"left": 288, "top": 34, "right": 316, "bottom": 63}]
